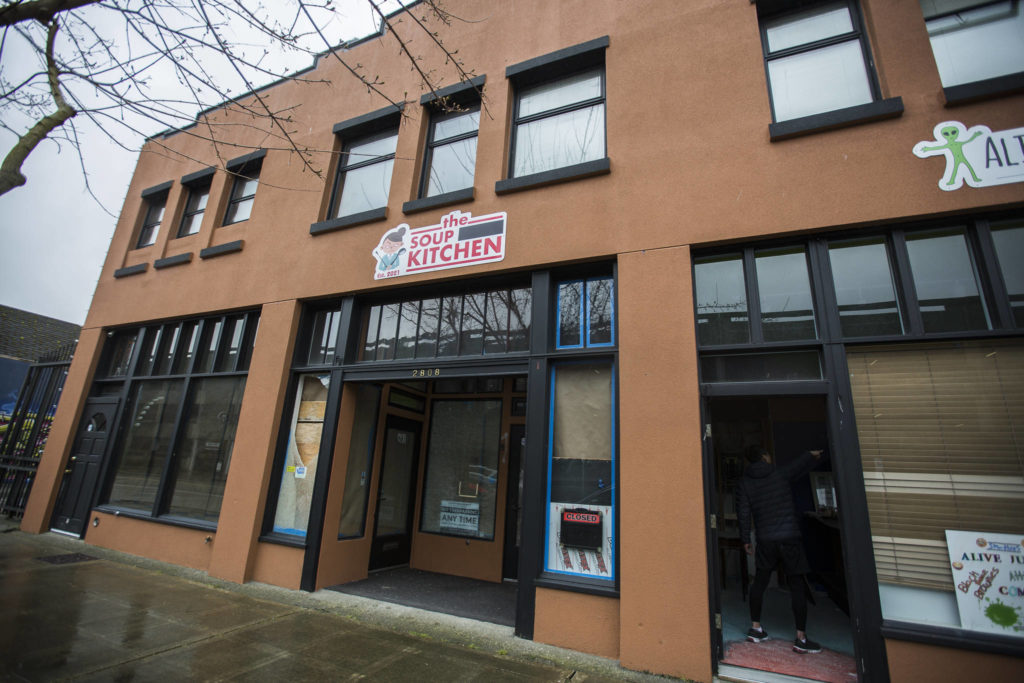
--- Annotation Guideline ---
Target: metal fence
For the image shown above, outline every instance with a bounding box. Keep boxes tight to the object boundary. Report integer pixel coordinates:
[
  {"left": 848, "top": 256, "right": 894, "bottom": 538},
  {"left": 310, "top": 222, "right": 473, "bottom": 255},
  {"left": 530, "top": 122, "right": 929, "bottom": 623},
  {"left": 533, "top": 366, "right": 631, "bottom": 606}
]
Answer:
[{"left": 0, "top": 341, "right": 75, "bottom": 518}]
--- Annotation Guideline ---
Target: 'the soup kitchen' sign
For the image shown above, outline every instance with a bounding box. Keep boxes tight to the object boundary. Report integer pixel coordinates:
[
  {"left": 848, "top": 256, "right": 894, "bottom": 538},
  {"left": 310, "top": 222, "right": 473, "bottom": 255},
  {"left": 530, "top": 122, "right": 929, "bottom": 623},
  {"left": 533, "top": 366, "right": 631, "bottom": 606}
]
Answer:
[{"left": 372, "top": 210, "right": 506, "bottom": 280}]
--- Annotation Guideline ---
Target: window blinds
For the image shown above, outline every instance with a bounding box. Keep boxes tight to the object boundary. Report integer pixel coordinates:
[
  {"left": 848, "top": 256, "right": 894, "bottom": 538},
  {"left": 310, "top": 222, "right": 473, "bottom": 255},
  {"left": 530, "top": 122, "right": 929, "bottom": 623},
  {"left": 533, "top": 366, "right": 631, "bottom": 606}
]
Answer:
[{"left": 847, "top": 340, "right": 1024, "bottom": 590}]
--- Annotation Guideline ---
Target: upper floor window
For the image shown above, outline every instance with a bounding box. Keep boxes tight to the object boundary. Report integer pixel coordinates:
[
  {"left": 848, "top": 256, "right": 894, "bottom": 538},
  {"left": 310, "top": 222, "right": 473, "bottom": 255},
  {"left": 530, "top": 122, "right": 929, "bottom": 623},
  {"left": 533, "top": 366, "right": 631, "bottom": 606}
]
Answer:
[
  {"left": 177, "top": 168, "right": 213, "bottom": 237},
  {"left": 223, "top": 150, "right": 265, "bottom": 225},
  {"left": 136, "top": 181, "right": 171, "bottom": 248},
  {"left": 421, "top": 106, "right": 480, "bottom": 198},
  {"left": 331, "top": 129, "right": 398, "bottom": 219},
  {"left": 512, "top": 68, "right": 606, "bottom": 178},
  {"left": 921, "top": 0, "right": 1024, "bottom": 88},
  {"left": 759, "top": 1, "right": 879, "bottom": 122}
]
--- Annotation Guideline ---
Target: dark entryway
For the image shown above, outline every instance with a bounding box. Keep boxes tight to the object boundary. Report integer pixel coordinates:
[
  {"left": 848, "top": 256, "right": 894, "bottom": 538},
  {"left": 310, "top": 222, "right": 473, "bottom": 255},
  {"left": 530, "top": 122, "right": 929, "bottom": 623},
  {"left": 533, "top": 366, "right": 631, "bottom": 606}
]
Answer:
[
  {"left": 502, "top": 423, "right": 525, "bottom": 580},
  {"left": 50, "top": 397, "right": 119, "bottom": 536}
]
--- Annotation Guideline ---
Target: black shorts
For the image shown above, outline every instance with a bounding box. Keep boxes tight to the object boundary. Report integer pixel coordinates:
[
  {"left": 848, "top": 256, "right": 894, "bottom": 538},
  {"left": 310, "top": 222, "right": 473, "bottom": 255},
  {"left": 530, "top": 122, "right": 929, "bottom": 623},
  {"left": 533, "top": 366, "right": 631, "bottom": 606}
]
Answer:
[{"left": 754, "top": 538, "right": 809, "bottom": 575}]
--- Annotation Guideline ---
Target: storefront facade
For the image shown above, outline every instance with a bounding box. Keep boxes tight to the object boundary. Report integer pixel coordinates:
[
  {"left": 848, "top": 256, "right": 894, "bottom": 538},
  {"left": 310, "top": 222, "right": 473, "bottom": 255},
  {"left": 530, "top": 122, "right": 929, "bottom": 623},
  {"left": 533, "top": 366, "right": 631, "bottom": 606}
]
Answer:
[{"left": 21, "top": 1, "right": 1024, "bottom": 681}]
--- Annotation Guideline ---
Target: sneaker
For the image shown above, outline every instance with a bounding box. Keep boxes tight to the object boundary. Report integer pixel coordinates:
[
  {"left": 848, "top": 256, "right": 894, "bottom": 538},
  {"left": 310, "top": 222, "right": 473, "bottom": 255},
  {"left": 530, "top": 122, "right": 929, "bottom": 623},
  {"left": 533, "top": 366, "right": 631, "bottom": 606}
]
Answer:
[
  {"left": 793, "top": 637, "right": 822, "bottom": 654},
  {"left": 746, "top": 627, "right": 769, "bottom": 642}
]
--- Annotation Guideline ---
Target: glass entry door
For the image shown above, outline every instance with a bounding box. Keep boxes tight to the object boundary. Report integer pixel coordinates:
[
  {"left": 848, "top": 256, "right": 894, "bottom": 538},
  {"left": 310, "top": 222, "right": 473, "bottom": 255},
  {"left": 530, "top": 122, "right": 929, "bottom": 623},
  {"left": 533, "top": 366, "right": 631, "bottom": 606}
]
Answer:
[{"left": 369, "top": 415, "right": 422, "bottom": 570}]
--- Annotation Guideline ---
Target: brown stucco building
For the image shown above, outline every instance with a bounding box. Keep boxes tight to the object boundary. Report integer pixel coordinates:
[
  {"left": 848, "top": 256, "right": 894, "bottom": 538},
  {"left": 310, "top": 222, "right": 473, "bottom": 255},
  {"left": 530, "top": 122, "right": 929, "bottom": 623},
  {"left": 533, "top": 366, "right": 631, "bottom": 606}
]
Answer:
[{"left": 21, "top": 1, "right": 1024, "bottom": 681}]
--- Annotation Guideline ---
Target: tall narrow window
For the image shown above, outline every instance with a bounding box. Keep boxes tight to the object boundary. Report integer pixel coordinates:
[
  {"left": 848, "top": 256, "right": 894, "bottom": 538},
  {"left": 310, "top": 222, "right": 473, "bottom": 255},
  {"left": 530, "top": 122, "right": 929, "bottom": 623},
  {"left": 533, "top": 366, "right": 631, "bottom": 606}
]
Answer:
[
  {"left": 331, "top": 130, "right": 398, "bottom": 219},
  {"left": 223, "top": 152, "right": 264, "bottom": 225},
  {"left": 556, "top": 276, "right": 615, "bottom": 349},
  {"left": 338, "top": 384, "right": 382, "bottom": 538},
  {"left": 755, "top": 246, "right": 818, "bottom": 341},
  {"left": 272, "top": 373, "right": 330, "bottom": 536},
  {"left": 421, "top": 107, "right": 479, "bottom": 197},
  {"left": 545, "top": 362, "right": 615, "bottom": 580},
  {"left": 990, "top": 218, "right": 1024, "bottom": 326},
  {"left": 828, "top": 238, "right": 903, "bottom": 337},
  {"left": 137, "top": 190, "right": 168, "bottom": 248},
  {"left": 759, "top": 1, "right": 879, "bottom": 122},
  {"left": 694, "top": 254, "right": 750, "bottom": 345},
  {"left": 178, "top": 179, "right": 211, "bottom": 237}
]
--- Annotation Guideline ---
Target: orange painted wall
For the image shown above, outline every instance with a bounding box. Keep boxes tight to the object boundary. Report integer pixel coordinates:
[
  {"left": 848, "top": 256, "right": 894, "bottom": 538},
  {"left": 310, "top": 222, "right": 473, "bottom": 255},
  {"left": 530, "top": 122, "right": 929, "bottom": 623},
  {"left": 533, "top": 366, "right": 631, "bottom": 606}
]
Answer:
[
  {"left": 84, "top": 511, "right": 215, "bottom": 571},
  {"left": 534, "top": 588, "right": 620, "bottom": 659},
  {"left": 250, "top": 542, "right": 304, "bottom": 590},
  {"left": 617, "top": 246, "right": 710, "bottom": 682},
  {"left": 885, "top": 640, "right": 1024, "bottom": 682}
]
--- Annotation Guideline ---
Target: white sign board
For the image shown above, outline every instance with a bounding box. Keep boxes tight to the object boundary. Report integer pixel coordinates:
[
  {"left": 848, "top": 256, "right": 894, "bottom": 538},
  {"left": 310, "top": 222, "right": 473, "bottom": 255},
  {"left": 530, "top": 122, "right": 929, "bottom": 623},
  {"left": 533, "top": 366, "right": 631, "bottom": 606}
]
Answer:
[
  {"left": 439, "top": 499, "right": 480, "bottom": 533},
  {"left": 945, "top": 530, "right": 1024, "bottom": 637},
  {"left": 372, "top": 210, "right": 506, "bottom": 280},
  {"left": 914, "top": 121, "right": 1024, "bottom": 191}
]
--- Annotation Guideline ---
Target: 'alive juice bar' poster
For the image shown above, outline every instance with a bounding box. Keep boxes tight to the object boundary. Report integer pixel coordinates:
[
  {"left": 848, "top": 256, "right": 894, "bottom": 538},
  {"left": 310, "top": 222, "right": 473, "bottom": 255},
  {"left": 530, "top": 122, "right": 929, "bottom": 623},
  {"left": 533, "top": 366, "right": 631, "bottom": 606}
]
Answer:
[{"left": 945, "top": 530, "right": 1024, "bottom": 637}]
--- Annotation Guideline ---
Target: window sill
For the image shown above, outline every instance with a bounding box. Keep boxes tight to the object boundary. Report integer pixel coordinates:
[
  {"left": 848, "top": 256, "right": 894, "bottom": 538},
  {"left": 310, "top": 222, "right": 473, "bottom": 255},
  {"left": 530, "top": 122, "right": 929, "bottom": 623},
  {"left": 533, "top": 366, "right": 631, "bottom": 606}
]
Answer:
[
  {"left": 154, "top": 253, "right": 193, "bottom": 269},
  {"left": 258, "top": 532, "right": 307, "bottom": 548},
  {"left": 943, "top": 71, "right": 1024, "bottom": 106},
  {"left": 94, "top": 506, "right": 218, "bottom": 533},
  {"left": 114, "top": 263, "right": 148, "bottom": 278},
  {"left": 535, "top": 571, "right": 618, "bottom": 598},
  {"left": 199, "top": 240, "right": 244, "bottom": 259},
  {"left": 881, "top": 620, "right": 1024, "bottom": 659},
  {"left": 310, "top": 207, "right": 387, "bottom": 235},
  {"left": 402, "top": 187, "right": 475, "bottom": 215},
  {"left": 769, "top": 97, "right": 904, "bottom": 142},
  {"left": 495, "top": 157, "right": 610, "bottom": 195}
]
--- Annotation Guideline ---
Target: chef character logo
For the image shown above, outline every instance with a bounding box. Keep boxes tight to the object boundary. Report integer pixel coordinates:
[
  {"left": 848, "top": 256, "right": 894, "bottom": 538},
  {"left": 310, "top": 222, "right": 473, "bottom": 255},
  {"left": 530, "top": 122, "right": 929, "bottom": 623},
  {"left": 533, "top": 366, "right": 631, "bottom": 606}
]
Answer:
[
  {"left": 373, "top": 225, "right": 408, "bottom": 274},
  {"left": 977, "top": 537, "right": 988, "bottom": 548}
]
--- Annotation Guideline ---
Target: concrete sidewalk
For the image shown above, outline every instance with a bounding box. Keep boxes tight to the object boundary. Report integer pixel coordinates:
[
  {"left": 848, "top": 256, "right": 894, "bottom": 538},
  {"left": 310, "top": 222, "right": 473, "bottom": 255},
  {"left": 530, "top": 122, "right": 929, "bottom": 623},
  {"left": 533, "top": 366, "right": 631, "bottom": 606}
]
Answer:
[{"left": 0, "top": 523, "right": 679, "bottom": 682}]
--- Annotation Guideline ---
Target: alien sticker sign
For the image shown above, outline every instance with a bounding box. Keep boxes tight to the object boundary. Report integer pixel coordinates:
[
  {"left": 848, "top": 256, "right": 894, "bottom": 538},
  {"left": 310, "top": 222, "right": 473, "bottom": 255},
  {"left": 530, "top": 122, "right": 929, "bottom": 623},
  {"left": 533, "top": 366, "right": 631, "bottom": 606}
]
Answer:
[
  {"left": 372, "top": 209, "right": 507, "bottom": 280},
  {"left": 914, "top": 121, "right": 1024, "bottom": 191}
]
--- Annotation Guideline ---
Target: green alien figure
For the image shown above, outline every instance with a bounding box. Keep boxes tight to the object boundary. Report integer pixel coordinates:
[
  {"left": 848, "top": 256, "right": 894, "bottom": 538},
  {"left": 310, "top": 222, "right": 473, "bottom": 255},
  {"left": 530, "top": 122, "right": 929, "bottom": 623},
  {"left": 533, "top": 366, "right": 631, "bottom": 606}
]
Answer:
[{"left": 920, "top": 125, "right": 982, "bottom": 186}]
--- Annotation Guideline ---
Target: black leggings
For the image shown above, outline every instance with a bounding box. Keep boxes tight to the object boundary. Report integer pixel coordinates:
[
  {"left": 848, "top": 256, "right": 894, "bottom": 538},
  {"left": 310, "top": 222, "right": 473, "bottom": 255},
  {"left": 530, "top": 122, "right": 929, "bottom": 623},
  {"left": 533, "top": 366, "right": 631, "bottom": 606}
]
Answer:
[{"left": 749, "top": 568, "right": 807, "bottom": 632}]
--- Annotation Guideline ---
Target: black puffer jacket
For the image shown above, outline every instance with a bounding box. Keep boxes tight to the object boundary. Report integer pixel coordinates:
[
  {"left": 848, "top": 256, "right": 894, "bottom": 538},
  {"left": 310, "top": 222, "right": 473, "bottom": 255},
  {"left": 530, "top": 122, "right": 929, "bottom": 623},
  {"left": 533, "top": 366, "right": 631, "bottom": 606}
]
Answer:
[{"left": 736, "top": 451, "right": 818, "bottom": 544}]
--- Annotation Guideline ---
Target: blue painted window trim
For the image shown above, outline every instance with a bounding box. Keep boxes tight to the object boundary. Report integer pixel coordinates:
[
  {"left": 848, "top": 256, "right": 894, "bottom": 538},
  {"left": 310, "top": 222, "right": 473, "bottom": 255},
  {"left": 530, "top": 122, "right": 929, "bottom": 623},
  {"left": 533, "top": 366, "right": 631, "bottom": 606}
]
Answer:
[
  {"left": 555, "top": 276, "right": 615, "bottom": 349},
  {"left": 543, "top": 359, "right": 616, "bottom": 582}
]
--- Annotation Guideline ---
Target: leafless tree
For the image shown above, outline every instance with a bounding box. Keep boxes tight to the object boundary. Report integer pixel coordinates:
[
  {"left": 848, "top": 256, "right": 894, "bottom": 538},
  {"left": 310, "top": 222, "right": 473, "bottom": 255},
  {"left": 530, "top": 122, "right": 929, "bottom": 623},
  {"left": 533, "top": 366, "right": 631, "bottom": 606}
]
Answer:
[{"left": 0, "top": 0, "right": 481, "bottom": 198}]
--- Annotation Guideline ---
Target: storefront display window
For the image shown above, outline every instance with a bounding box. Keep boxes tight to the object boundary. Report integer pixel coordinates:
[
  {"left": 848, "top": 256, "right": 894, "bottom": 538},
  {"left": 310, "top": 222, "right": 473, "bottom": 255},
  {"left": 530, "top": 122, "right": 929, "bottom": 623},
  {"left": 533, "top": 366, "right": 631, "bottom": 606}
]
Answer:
[
  {"left": 338, "top": 384, "right": 382, "bottom": 538},
  {"left": 272, "top": 374, "right": 330, "bottom": 536},
  {"left": 848, "top": 341, "right": 1024, "bottom": 632},
  {"left": 419, "top": 399, "right": 502, "bottom": 539},
  {"left": 827, "top": 238, "right": 903, "bottom": 337},
  {"left": 545, "top": 362, "right": 615, "bottom": 580},
  {"left": 694, "top": 254, "right": 749, "bottom": 345},
  {"left": 906, "top": 228, "right": 990, "bottom": 333},
  {"left": 166, "top": 376, "right": 245, "bottom": 522}
]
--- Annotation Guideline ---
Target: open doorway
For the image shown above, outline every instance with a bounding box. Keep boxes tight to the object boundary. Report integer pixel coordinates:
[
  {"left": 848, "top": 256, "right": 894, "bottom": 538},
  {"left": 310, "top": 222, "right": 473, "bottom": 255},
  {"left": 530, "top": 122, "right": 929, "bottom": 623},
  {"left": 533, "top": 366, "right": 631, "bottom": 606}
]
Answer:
[{"left": 708, "top": 396, "right": 857, "bottom": 683}]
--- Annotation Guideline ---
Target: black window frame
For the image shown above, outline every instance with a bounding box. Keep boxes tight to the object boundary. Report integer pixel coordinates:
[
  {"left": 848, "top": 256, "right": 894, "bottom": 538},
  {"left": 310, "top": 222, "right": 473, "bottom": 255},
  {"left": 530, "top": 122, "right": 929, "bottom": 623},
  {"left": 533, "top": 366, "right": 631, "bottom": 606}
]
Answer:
[
  {"left": 222, "top": 150, "right": 265, "bottom": 226},
  {"left": 176, "top": 167, "right": 215, "bottom": 238},
  {"left": 135, "top": 181, "right": 172, "bottom": 249},
  {"left": 756, "top": 0, "right": 904, "bottom": 140},
  {"left": 311, "top": 104, "right": 404, "bottom": 235},
  {"left": 418, "top": 104, "right": 480, "bottom": 198},
  {"left": 93, "top": 310, "right": 260, "bottom": 531},
  {"left": 496, "top": 36, "right": 611, "bottom": 195}
]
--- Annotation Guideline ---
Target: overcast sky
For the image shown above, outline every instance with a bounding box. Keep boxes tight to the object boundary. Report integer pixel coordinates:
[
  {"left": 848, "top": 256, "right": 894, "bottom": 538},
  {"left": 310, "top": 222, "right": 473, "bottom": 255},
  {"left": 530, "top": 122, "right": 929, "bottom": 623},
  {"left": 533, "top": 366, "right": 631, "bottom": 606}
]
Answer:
[{"left": 0, "top": 1, "right": 397, "bottom": 326}]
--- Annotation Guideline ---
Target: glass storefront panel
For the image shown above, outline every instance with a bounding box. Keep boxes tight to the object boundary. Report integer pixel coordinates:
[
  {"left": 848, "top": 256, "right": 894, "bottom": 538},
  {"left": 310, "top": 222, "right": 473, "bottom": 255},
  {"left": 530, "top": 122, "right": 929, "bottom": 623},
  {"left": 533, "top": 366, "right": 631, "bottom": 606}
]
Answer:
[
  {"left": 700, "top": 350, "right": 821, "bottom": 383},
  {"left": 106, "top": 379, "right": 185, "bottom": 512},
  {"left": 828, "top": 238, "right": 903, "bottom": 337},
  {"left": 990, "top": 219, "right": 1024, "bottom": 327},
  {"left": 545, "top": 362, "right": 614, "bottom": 580},
  {"left": 849, "top": 341, "right": 1024, "bottom": 632},
  {"left": 756, "top": 246, "right": 818, "bottom": 341},
  {"left": 339, "top": 384, "right": 382, "bottom": 538},
  {"left": 273, "top": 373, "right": 330, "bottom": 536},
  {"left": 166, "top": 376, "right": 246, "bottom": 522},
  {"left": 419, "top": 399, "right": 502, "bottom": 539},
  {"left": 906, "top": 229, "right": 990, "bottom": 333},
  {"left": 694, "top": 254, "right": 749, "bottom": 345}
]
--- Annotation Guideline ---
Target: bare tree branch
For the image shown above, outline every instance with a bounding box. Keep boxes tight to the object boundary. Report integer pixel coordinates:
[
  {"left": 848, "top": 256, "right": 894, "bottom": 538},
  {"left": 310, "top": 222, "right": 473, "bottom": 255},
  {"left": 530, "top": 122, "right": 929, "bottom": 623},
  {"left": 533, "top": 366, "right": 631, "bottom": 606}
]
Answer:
[{"left": 0, "top": 0, "right": 99, "bottom": 27}]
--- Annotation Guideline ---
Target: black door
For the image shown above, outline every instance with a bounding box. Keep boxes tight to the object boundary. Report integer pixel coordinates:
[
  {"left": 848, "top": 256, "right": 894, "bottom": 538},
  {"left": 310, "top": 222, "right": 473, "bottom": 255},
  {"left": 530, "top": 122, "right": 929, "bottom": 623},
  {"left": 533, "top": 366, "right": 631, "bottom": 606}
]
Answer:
[
  {"left": 369, "top": 415, "right": 422, "bottom": 570},
  {"left": 51, "top": 398, "right": 119, "bottom": 536},
  {"left": 502, "top": 424, "right": 526, "bottom": 580}
]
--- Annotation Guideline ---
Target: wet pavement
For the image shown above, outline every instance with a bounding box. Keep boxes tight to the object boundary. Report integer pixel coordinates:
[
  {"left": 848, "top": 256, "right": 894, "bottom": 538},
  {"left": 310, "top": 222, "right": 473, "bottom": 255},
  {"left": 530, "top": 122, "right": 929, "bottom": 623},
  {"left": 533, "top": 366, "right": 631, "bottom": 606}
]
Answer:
[{"left": 0, "top": 523, "right": 675, "bottom": 682}]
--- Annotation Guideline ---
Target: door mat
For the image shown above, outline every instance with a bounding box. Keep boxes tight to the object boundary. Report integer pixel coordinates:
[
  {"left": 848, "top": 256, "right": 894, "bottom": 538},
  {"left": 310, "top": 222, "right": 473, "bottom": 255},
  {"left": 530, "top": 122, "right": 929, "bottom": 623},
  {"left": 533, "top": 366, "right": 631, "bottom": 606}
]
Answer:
[
  {"left": 723, "top": 638, "right": 857, "bottom": 683},
  {"left": 35, "top": 553, "right": 97, "bottom": 565}
]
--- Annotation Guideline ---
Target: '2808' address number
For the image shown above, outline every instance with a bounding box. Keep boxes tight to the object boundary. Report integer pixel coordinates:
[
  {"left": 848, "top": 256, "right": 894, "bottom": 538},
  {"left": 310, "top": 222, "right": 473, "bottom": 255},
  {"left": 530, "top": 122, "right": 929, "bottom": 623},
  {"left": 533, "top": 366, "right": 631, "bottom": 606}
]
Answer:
[{"left": 412, "top": 368, "right": 441, "bottom": 377}]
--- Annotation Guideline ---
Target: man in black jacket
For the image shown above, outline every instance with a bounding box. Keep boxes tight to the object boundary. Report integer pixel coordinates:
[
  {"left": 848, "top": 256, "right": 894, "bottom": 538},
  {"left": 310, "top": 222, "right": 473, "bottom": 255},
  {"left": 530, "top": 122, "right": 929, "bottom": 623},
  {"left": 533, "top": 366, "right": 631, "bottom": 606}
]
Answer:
[{"left": 736, "top": 444, "right": 823, "bottom": 654}]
